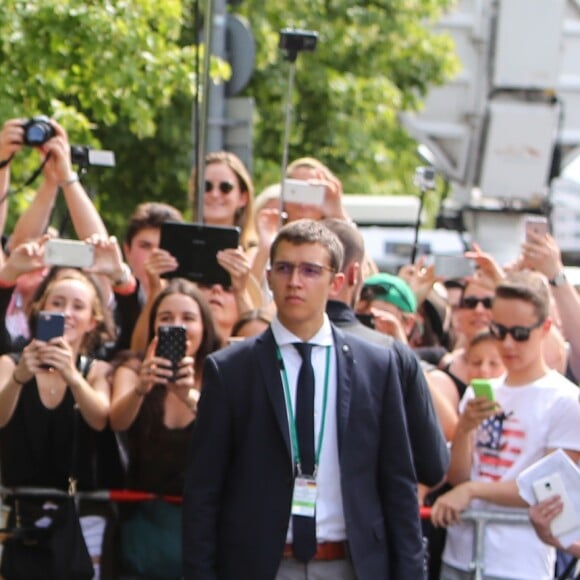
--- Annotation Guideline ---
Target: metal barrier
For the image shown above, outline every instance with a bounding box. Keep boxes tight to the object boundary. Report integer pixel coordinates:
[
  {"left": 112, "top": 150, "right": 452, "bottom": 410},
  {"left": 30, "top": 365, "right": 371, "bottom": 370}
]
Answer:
[
  {"left": 1, "top": 488, "right": 533, "bottom": 579},
  {"left": 422, "top": 506, "right": 532, "bottom": 580}
]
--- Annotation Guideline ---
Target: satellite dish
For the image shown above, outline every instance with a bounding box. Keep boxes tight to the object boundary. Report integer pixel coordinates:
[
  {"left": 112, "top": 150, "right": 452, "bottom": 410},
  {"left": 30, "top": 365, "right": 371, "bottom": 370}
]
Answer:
[{"left": 226, "top": 14, "right": 256, "bottom": 97}]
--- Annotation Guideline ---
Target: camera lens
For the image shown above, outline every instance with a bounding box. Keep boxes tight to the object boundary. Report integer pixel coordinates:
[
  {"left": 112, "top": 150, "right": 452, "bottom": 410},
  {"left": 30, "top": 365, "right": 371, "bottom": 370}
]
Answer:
[
  {"left": 23, "top": 116, "right": 56, "bottom": 146},
  {"left": 26, "top": 124, "right": 49, "bottom": 145}
]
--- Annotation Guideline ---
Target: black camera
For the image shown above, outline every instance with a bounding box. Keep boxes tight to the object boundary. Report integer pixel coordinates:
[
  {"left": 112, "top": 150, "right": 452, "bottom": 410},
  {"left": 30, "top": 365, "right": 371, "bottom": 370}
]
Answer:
[
  {"left": 279, "top": 29, "right": 318, "bottom": 54},
  {"left": 22, "top": 116, "right": 56, "bottom": 146}
]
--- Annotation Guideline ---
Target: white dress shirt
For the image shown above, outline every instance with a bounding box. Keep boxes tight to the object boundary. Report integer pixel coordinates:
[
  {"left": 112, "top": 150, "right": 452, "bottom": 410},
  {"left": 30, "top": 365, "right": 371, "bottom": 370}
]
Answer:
[{"left": 270, "top": 314, "right": 346, "bottom": 543}]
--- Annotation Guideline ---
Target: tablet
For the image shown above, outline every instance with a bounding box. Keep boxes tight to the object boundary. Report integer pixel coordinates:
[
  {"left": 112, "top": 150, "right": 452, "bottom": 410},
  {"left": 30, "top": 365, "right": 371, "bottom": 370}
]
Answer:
[{"left": 159, "top": 222, "right": 240, "bottom": 287}]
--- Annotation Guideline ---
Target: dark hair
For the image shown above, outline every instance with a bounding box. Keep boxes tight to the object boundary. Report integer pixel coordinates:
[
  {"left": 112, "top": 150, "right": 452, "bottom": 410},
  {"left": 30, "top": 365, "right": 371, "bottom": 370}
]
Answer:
[
  {"left": 495, "top": 271, "right": 550, "bottom": 321},
  {"left": 188, "top": 151, "right": 257, "bottom": 250},
  {"left": 147, "top": 278, "right": 221, "bottom": 373},
  {"left": 467, "top": 329, "right": 497, "bottom": 352},
  {"left": 322, "top": 218, "right": 364, "bottom": 272},
  {"left": 270, "top": 219, "right": 344, "bottom": 273},
  {"left": 28, "top": 266, "right": 115, "bottom": 355},
  {"left": 124, "top": 202, "right": 183, "bottom": 248},
  {"left": 231, "top": 308, "right": 272, "bottom": 337}
]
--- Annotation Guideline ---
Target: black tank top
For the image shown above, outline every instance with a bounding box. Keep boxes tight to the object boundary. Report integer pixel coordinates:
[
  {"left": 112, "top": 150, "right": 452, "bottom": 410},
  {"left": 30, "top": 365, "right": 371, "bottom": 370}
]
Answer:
[{"left": 0, "top": 356, "right": 99, "bottom": 490}]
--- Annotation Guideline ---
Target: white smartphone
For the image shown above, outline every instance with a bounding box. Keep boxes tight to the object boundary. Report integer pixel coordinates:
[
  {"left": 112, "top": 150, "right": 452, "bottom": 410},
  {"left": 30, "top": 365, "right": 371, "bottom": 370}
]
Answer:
[
  {"left": 433, "top": 255, "right": 475, "bottom": 279},
  {"left": 283, "top": 179, "right": 326, "bottom": 206},
  {"left": 532, "top": 472, "right": 579, "bottom": 536},
  {"left": 44, "top": 238, "right": 95, "bottom": 269},
  {"left": 525, "top": 215, "right": 549, "bottom": 242}
]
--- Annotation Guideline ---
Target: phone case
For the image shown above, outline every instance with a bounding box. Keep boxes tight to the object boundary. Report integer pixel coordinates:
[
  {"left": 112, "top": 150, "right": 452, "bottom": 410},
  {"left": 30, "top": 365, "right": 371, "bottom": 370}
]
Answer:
[
  {"left": 155, "top": 325, "right": 186, "bottom": 377},
  {"left": 471, "top": 379, "right": 495, "bottom": 401},
  {"left": 433, "top": 255, "right": 475, "bottom": 279},
  {"left": 35, "top": 311, "right": 65, "bottom": 341},
  {"left": 532, "top": 472, "right": 579, "bottom": 536},
  {"left": 283, "top": 179, "right": 326, "bottom": 206},
  {"left": 525, "top": 216, "right": 549, "bottom": 241},
  {"left": 44, "top": 239, "right": 95, "bottom": 269}
]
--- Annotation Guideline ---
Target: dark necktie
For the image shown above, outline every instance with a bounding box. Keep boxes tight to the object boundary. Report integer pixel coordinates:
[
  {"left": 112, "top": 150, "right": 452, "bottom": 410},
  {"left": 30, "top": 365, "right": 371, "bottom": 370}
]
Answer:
[{"left": 292, "top": 342, "right": 317, "bottom": 562}]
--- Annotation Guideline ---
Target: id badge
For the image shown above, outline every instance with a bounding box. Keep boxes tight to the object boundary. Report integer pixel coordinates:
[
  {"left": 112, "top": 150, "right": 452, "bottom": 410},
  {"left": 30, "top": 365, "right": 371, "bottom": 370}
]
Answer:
[{"left": 291, "top": 476, "right": 317, "bottom": 517}]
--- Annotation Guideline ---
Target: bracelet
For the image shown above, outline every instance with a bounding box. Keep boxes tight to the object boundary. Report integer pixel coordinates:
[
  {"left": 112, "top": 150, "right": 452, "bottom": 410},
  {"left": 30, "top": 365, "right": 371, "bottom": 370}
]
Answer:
[
  {"left": 59, "top": 172, "right": 80, "bottom": 189},
  {"left": 12, "top": 371, "right": 26, "bottom": 385},
  {"left": 112, "top": 263, "right": 132, "bottom": 287}
]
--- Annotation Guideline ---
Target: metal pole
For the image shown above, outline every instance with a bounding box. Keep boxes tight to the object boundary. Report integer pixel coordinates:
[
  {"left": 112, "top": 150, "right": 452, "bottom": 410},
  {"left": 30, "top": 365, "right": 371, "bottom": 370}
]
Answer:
[
  {"left": 196, "top": 0, "right": 215, "bottom": 224},
  {"left": 207, "top": 0, "right": 227, "bottom": 153},
  {"left": 279, "top": 60, "right": 296, "bottom": 226}
]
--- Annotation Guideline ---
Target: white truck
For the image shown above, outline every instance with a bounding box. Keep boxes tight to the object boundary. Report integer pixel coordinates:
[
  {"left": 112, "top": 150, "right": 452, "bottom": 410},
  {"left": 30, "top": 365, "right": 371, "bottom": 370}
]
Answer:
[{"left": 400, "top": 0, "right": 580, "bottom": 266}]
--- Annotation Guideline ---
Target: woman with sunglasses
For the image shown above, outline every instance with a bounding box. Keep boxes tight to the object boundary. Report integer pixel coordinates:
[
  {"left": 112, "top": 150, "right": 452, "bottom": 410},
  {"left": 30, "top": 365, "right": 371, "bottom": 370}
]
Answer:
[
  {"left": 188, "top": 151, "right": 258, "bottom": 253},
  {"left": 439, "top": 280, "right": 496, "bottom": 410}
]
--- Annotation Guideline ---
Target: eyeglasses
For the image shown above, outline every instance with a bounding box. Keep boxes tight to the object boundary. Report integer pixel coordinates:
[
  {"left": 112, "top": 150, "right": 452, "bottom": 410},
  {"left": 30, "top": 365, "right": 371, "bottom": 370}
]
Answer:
[
  {"left": 270, "top": 261, "right": 335, "bottom": 279},
  {"left": 489, "top": 319, "right": 544, "bottom": 342},
  {"left": 460, "top": 296, "right": 493, "bottom": 310},
  {"left": 204, "top": 180, "right": 235, "bottom": 194}
]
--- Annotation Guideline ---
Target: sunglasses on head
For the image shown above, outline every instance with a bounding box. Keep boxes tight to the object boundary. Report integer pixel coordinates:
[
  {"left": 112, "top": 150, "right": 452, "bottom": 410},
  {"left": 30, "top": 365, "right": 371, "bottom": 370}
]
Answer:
[
  {"left": 489, "top": 319, "right": 544, "bottom": 342},
  {"left": 204, "top": 180, "right": 235, "bottom": 194},
  {"left": 460, "top": 296, "right": 493, "bottom": 310}
]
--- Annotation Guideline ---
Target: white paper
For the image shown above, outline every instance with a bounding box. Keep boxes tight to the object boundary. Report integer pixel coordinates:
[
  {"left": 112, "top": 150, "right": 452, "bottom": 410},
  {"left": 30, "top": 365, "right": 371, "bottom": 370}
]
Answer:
[{"left": 516, "top": 449, "right": 580, "bottom": 547}]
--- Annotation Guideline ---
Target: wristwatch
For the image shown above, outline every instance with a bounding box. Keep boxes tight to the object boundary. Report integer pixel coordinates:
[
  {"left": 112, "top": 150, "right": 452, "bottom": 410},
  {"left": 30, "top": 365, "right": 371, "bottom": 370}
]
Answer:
[{"left": 549, "top": 270, "right": 567, "bottom": 287}]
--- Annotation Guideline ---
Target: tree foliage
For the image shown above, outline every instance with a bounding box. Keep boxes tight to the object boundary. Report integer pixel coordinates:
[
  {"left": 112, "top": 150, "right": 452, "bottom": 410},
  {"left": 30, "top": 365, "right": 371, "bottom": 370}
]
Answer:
[{"left": 0, "top": 0, "right": 456, "bottom": 237}]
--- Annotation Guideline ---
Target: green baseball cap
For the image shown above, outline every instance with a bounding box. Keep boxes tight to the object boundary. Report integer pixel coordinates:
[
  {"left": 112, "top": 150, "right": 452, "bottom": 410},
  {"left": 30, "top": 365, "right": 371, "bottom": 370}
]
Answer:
[{"left": 362, "top": 272, "right": 417, "bottom": 314}]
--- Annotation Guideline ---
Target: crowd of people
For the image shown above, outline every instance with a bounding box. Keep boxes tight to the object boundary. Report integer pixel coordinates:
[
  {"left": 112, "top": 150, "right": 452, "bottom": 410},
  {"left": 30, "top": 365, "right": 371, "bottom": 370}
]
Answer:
[{"left": 0, "top": 116, "right": 578, "bottom": 580}]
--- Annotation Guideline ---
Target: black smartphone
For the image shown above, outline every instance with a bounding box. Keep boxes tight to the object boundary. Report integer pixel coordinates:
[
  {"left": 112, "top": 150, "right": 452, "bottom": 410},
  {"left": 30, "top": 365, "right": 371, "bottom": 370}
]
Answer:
[
  {"left": 355, "top": 313, "right": 375, "bottom": 329},
  {"left": 155, "top": 325, "right": 187, "bottom": 380},
  {"left": 35, "top": 311, "right": 65, "bottom": 370},
  {"left": 35, "top": 311, "right": 65, "bottom": 341}
]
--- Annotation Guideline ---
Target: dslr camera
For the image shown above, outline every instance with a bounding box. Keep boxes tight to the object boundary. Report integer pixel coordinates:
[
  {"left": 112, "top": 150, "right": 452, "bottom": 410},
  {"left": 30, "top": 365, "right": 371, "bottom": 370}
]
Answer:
[{"left": 22, "top": 115, "right": 56, "bottom": 146}]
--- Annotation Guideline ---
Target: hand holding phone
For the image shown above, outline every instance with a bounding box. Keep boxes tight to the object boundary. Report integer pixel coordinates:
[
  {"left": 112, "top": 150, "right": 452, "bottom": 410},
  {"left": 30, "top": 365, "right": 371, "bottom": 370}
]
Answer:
[
  {"left": 283, "top": 179, "right": 326, "bottom": 207},
  {"left": 155, "top": 325, "right": 187, "bottom": 381},
  {"left": 532, "top": 472, "right": 579, "bottom": 536}
]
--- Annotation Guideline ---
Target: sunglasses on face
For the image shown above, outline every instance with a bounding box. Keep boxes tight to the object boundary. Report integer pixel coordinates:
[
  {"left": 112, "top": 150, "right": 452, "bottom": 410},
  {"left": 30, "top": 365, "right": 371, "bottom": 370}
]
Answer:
[
  {"left": 204, "top": 180, "right": 235, "bottom": 194},
  {"left": 460, "top": 296, "right": 493, "bottom": 310},
  {"left": 489, "top": 319, "right": 544, "bottom": 342},
  {"left": 270, "top": 261, "right": 335, "bottom": 279}
]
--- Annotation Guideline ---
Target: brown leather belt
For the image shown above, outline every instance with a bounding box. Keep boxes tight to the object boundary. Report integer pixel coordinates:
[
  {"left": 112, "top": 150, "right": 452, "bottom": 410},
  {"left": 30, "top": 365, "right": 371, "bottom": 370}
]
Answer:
[{"left": 282, "top": 541, "right": 348, "bottom": 561}]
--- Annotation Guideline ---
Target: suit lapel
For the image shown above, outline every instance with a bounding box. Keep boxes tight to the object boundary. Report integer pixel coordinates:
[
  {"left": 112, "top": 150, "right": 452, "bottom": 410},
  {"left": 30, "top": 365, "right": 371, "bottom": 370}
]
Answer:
[
  {"left": 257, "top": 329, "right": 292, "bottom": 462},
  {"left": 333, "top": 327, "right": 354, "bottom": 454}
]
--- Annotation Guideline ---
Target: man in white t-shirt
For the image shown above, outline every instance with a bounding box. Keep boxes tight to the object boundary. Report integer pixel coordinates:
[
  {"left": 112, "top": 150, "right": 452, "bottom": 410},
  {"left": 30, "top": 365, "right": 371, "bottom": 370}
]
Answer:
[{"left": 431, "top": 270, "right": 580, "bottom": 580}]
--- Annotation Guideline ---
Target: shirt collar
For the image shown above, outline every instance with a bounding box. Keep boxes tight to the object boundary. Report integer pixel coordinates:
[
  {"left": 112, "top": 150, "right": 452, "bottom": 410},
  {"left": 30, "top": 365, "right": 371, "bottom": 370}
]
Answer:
[{"left": 271, "top": 314, "right": 333, "bottom": 347}]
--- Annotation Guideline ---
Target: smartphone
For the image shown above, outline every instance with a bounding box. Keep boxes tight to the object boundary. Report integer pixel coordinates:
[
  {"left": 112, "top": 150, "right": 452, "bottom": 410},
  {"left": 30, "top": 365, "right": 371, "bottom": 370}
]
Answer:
[
  {"left": 35, "top": 311, "right": 65, "bottom": 370},
  {"left": 533, "top": 472, "right": 579, "bottom": 536},
  {"left": 355, "top": 313, "right": 375, "bottom": 329},
  {"left": 35, "top": 311, "right": 65, "bottom": 342},
  {"left": 470, "top": 378, "right": 495, "bottom": 401},
  {"left": 44, "top": 239, "right": 95, "bottom": 269},
  {"left": 433, "top": 255, "right": 475, "bottom": 279},
  {"left": 525, "top": 215, "right": 549, "bottom": 242},
  {"left": 155, "top": 325, "right": 187, "bottom": 380},
  {"left": 283, "top": 179, "right": 326, "bottom": 206}
]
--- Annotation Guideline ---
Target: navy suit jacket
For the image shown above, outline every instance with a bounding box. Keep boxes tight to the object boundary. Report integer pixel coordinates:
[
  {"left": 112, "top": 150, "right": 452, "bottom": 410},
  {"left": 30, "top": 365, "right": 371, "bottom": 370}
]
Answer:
[{"left": 183, "top": 325, "right": 425, "bottom": 580}]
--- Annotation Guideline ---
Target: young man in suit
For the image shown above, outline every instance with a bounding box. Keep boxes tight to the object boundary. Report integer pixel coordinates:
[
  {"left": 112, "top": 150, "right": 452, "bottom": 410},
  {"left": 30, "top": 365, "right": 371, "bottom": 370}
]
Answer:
[{"left": 183, "top": 219, "right": 425, "bottom": 580}]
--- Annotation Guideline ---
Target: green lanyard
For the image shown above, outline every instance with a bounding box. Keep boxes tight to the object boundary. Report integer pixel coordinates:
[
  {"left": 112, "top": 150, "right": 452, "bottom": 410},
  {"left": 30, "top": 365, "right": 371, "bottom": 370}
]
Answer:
[{"left": 276, "top": 344, "right": 331, "bottom": 478}]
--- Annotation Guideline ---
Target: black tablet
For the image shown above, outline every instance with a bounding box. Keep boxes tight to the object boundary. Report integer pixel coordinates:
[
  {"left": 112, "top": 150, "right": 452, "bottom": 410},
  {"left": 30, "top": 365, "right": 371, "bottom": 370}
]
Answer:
[{"left": 159, "top": 222, "right": 240, "bottom": 287}]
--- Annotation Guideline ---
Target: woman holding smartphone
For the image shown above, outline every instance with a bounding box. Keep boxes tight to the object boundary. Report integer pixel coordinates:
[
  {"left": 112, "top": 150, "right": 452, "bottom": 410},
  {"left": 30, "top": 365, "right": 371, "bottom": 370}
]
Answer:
[
  {"left": 110, "top": 278, "right": 220, "bottom": 579},
  {"left": 0, "top": 268, "right": 114, "bottom": 579}
]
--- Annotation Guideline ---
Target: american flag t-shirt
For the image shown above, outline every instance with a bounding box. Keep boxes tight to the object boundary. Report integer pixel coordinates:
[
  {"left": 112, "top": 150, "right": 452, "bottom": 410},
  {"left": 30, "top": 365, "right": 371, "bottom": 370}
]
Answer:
[{"left": 476, "top": 412, "right": 525, "bottom": 481}]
